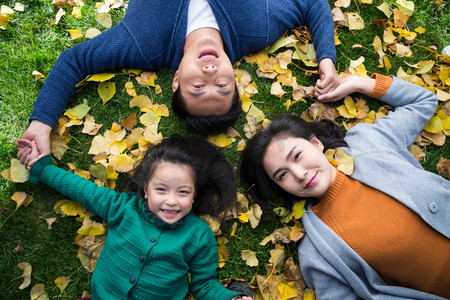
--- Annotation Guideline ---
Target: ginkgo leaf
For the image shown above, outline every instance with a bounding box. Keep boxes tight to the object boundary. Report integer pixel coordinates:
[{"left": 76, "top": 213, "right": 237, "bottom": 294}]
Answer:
[
  {"left": 32, "top": 71, "right": 45, "bottom": 80},
  {"left": 88, "top": 135, "right": 110, "bottom": 155},
  {"left": 135, "top": 71, "right": 157, "bottom": 87},
  {"left": 208, "top": 133, "right": 235, "bottom": 148},
  {"left": 30, "top": 283, "right": 49, "bottom": 300},
  {"left": 77, "top": 219, "right": 106, "bottom": 236},
  {"left": 152, "top": 104, "right": 169, "bottom": 117},
  {"left": 241, "top": 250, "right": 258, "bottom": 267},
  {"left": 269, "top": 248, "right": 285, "bottom": 269},
  {"left": 437, "top": 157, "right": 450, "bottom": 179},
  {"left": 292, "top": 200, "right": 306, "bottom": 219},
  {"left": 85, "top": 27, "right": 102, "bottom": 39},
  {"left": 11, "top": 192, "right": 33, "bottom": 209},
  {"left": 65, "top": 100, "right": 91, "bottom": 120},
  {"left": 408, "top": 144, "right": 425, "bottom": 161},
  {"left": 1, "top": 158, "right": 29, "bottom": 183},
  {"left": 50, "top": 133, "right": 69, "bottom": 160},
  {"left": 247, "top": 104, "right": 265, "bottom": 123},
  {"left": 87, "top": 73, "right": 115, "bottom": 82},
  {"left": 335, "top": 148, "right": 356, "bottom": 175},
  {"left": 68, "top": 29, "right": 83, "bottom": 39},
  {"left": 199, "top": 215, "right": 221, "bottom": 235},
  {"left": 96, "top": 12, "right": 112, "bottom": 28},
  {"left": 395, "top": 0, "right": 414, "bottom": 16},
  {"left": 288, "top": 220, "right": 305, "bottom": 242},
  {"left": 393, "top": 8, "right": 409, "bottom": 28},
  {"left": 45, "top": 217, "right": 57, "bottom": 230},
  {"left": 98, "top": 81, "right": 116, "bottom": 104},
  {"left": 108, "top": 154, "right": 136, "bottom": 172},
  {"left": 120, "top": 113, "right": 137, "bottom": 131},
  {"left": 278, "top": 282, "right": 297, "bottom": 300},
  {"left": 271, "top": 82, "right": 286, "bottom": 98},
  {"left": 424, "top": 115, "right": 443, "bottom": 133},
  {"left": 346, "top": 12, "right": 365, "bottom": 30},
  {"left": 246, "top": 204, "right": 262, "bottom": 228},
  {"left": 241, "top": 93, "right": 253, "bottom": 113},
  {"left": 217, "top": 236, "right": 230, "bottom": 268},
  {"left": 18, "top": 262, "right": 32, "bottom": 289},
  {"left": 82, "top": 114, "right": 103, "bottom": 135},
  {"left": 130, "top": 95, "right": 153, "bottom": 111},
  {"left": 60, "top": 201, "right": 84, "bottom": 216},
  {"left": 143, "top": 124, "right": 163, "bottom": 144},
  {"left": 55, "top": 276, "right": 71, "bottom": 292},
  {"left": 335, "top": 0, "right": 351, "bottom": 8}
]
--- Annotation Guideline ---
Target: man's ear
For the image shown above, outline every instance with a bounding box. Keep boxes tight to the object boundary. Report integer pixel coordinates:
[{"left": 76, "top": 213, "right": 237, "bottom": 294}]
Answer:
[
  {"left": 172, "top": 70, "right": 179, "bottom": 92},
  {"left": 310, "top": 135, "right": 324, "bottom": 152}
]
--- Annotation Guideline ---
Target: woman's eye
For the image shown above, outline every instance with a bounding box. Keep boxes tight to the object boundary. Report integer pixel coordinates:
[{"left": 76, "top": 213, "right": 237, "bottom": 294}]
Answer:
[
  {"left": 279, "top": 172, "right": 287, "bottom": 180},
  {"left": 294, "top": 153, "right": 300, "bottom": 161}
]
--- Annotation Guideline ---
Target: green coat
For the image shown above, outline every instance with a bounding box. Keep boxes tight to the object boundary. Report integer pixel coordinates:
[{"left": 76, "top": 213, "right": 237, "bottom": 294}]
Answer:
[{"left": 30, "top": 156, "right": 239, "bottom": 300}]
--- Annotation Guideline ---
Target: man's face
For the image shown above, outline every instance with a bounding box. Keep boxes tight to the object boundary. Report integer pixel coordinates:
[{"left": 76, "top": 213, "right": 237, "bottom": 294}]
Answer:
[{"left": 172, "top": 47, "right": 236, "bottom": 116}]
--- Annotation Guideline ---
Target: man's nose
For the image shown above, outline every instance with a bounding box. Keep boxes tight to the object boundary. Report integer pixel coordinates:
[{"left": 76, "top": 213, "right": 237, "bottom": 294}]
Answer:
[{"left": 202, "top": 65, "right": 217, "bottom": 73}]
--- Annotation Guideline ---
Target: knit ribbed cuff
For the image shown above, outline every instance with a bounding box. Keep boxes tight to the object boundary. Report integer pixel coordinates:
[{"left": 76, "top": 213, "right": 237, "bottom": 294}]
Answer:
[
  {"left": 30, "top": 155, "right": 54, "bottom": 184},
  {"left": 367, "top": 74, "right": 393, "bottom": 99}
]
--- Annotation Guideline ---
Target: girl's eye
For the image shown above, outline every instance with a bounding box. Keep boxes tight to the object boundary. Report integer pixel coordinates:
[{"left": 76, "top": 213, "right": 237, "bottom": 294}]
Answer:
[
  {"left": 156, "top": 187, "right": 166, "bottom": 192},
  {"left": 179, "top": 190, "right": 190, "bottom": 195}
]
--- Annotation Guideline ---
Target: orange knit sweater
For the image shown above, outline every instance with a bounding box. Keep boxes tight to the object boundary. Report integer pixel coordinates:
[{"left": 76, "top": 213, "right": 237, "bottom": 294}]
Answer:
[{"left": 313, "top": 170, "right": 450, "bottom": 298}]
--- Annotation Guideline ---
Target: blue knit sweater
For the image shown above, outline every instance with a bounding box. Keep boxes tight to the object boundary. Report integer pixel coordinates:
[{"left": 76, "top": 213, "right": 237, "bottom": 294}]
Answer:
[
  {"left": 30, "top": 0, "right": 336, "bottom": 128},
  {"left": 30, "top": 156, "right": 241, "bottom": 300},
  {"left": 298, "top": 76, "right": 450, "bottom": 299}
]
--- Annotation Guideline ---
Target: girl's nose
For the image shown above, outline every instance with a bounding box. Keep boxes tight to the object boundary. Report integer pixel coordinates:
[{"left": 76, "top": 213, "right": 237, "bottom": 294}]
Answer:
[{"left": 165, "top": 195, "right": 178, "bottom": 205}]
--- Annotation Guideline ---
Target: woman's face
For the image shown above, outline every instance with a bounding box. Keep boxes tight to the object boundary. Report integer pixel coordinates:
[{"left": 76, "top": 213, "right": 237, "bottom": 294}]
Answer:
[{"left": 263, "top": 136, "right": 336, "bottom": 198}]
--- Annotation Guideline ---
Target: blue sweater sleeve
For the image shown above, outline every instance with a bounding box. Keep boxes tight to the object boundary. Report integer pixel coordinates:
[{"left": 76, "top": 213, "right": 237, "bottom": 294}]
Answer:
[
  {"left": 30, "top": 155, "right": 129, "bottom": 222},
  {"left": 29, "top": 22, "right": 151, "bottom": 129}
]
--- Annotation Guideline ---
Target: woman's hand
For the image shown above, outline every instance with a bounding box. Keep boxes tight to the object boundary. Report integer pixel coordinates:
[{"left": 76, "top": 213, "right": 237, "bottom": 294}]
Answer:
[
  {"left": 318, "top": 76, "right": 376, "bottom": 102},
  {"left": 15, "top": 139, "right": 42, "bottom": 171},
  {"left": 315, "top": 58, "right": 339, "bottom": 97}
]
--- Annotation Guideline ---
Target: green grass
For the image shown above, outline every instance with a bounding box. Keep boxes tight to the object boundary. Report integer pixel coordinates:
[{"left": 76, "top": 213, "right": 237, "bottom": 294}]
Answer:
[{"left": 0, "top": 0, "right": 449, "bottom": 298}]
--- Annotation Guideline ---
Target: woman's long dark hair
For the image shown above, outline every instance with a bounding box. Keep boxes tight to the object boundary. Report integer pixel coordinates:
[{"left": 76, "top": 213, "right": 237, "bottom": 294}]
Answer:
[
  {"left": 238, "top": 114, "right": 348, "bottom": 208},
  {"left": 127, "top": 136, "right": 237, "bottom": 227}
]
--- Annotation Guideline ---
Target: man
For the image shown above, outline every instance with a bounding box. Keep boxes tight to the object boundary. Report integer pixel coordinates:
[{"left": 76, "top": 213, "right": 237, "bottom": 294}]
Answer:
[{"left": 19, "top": 0, "right": 338, "bottom": 165}]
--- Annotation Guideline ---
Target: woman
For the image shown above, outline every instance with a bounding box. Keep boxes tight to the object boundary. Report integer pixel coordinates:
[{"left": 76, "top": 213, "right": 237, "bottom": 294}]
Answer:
[
  {"left": 19, "top": 0, "right": 338, "bottom": 165},
  {"left": 239, "top": 74, "right": 450, "bottom": 299}
]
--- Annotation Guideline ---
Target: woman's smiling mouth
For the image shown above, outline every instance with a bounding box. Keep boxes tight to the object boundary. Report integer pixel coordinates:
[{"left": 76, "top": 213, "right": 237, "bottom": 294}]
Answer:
[{"left": 305, "top": 172, "right": 318, "bottom": 189}]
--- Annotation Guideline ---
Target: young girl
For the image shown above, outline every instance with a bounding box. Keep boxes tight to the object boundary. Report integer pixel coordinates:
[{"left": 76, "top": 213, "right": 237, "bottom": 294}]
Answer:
[
  {"left": 16, "top": 136, "right": 252, "bottom": 300},
  {"left": 239, "top": 74, "right": 450, "bottom": 299}
]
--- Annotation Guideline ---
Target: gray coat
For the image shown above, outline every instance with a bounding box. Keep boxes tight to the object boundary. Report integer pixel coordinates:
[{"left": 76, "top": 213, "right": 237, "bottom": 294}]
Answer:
[{"left": 299, "top": 76, "right": 450, "bottom": 300}]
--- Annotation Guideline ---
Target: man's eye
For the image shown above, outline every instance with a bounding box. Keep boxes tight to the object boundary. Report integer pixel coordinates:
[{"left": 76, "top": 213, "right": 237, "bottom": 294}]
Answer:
[
  {"left": 217, "top": 84, "right": 226, "bottom": 88},
  {"left": 194, "top": 85, "right": 203, "bottom": 89}
]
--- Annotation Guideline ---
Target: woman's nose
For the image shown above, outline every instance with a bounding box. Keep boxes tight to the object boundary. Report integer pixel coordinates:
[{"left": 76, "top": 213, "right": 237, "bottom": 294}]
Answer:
[{"left": 293, "top": 167, "right": 307, "bottom": 182}]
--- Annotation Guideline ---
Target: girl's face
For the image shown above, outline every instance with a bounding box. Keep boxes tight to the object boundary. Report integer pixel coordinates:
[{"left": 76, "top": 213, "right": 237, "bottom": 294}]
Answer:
[
  {"left": 263, "top": 136, "right": 336, "bottom": 199},
  {"left": 144, "top": 162, "right": 196, "bottom": 224}
]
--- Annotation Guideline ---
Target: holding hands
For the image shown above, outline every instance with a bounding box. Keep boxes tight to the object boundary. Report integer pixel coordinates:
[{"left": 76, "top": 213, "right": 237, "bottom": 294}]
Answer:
[
  {"left": 15, "top": 138, "right": 42, "bottom": 171},
  {"left": 16, "top": 120, "right": 52, "bottom": 169},
  {"left": 317, "top": 76, "right": 376, "bottom": 102}
]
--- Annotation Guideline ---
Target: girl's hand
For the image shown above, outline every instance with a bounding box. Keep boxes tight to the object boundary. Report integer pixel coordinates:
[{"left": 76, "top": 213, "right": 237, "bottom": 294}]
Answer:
[
  {"left": 15, "top": 139, "right": 41, "bottom": 171},
  {"left": 318, "top": 76, "right": 376, "bottom": 102},
  {"left": 17, "top": 120, "right": 52, "bottom": 166},
  {"left": 315, "top": 58, "right": 339, "bottom": 97}
]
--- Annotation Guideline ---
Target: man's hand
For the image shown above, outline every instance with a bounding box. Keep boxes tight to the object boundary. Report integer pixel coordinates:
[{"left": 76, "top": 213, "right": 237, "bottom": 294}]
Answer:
[
  {"left": 16, "top": 120, "right": 52, "bottom": 168},
  {"left": 15, "top": 139, "right": 41, "bottom": 171},
  {"left": 315, "top": 58, "right": 339, "bottom": 97}
]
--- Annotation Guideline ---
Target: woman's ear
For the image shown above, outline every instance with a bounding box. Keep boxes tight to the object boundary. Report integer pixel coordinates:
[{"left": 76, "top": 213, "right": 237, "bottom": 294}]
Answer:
[
  {"left": 310, "top": 135, "right": 324, "bottom": 152},
  {"left": 172, "top": 71, "right": 179, "bottom": 92}
]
